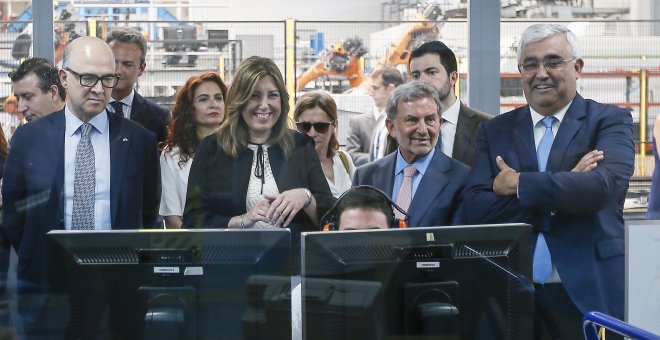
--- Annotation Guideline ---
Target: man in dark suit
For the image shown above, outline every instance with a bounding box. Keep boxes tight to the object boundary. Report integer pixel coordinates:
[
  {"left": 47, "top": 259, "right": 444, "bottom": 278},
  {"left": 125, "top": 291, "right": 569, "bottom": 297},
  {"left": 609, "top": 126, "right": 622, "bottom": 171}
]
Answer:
[
  {"left": 462, "top": 24, "right": 634, "bottom": 339},
  {"left": 2, "top": 36, "right": 160, "bottom": 338},
  {"left": 353, "top": 82, "right": 468, "bottom": 227},
  {"left": 106, "top": 27, "right": 171, "bottom": 143},
  {"left": 409, "top": 41, "right": 491, "bottom": 166}
]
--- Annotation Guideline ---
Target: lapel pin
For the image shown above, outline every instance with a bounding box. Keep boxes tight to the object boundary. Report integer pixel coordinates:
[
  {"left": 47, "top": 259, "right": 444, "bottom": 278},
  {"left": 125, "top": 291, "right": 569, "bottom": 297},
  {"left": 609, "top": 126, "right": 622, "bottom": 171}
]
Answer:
[{"left": 122, "top": 138, "right": 128, "bottom": 142}]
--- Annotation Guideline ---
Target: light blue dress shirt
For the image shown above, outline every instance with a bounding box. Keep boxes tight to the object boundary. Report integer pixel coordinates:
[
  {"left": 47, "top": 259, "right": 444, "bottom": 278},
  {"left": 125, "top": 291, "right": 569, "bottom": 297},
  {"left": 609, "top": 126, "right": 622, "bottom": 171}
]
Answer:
[
  {"left": 391, "top": 147, "right": 435, "bottom": 202},
  {"left": 63, "top": 108, "right": 112, "bottom": 230}
]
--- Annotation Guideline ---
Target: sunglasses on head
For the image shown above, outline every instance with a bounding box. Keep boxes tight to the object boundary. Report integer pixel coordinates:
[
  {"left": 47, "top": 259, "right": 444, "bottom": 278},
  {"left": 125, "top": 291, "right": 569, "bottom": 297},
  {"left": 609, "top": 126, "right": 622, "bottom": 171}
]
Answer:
[{"left": 295, "top": 121, "right": 334, "bottom": 133}]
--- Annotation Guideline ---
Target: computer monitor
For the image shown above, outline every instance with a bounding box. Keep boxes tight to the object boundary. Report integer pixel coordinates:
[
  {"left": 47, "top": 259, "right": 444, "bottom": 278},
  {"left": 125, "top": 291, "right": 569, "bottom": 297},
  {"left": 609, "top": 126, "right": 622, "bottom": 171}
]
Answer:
[
  {"left": 163, "top": 26, "right": 198, "bottom": 52},
  {"left": 208, "top": 29, "right": 229, "bottom": 50},
  {"left": 46, "top": 229, "right": 292, "bottom": 339},
  {"left": 301, "top": 223, "right": 535, "bottom": 339}
]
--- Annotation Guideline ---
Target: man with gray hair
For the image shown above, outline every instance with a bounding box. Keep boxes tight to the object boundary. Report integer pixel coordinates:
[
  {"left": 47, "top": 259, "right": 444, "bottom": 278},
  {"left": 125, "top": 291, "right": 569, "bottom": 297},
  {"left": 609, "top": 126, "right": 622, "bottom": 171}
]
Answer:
[
  {"left": 353, "top": 81, "right": 469, "bottom": 227},
  {"left": 462, "top": 24, "right": 633, "bottom": 338},
  {"left": 106, "top": 27, "right": 171, "bottom": 143}
]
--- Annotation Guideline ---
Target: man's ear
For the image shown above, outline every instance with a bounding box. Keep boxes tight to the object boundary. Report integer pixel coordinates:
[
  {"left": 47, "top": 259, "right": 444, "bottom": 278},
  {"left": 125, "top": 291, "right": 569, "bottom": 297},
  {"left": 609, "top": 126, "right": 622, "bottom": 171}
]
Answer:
[
  {"left": 58, "top": 69, "right": 68, "bottom": 88},
  {"left": 386, "top": 117, "right": 396, "bottom": 137},
  {"left": 137, "top": 62, "right": 146, "bottom": 77},
  {"left": 50, "top": 85, "right": 59, "bottom": 102}
]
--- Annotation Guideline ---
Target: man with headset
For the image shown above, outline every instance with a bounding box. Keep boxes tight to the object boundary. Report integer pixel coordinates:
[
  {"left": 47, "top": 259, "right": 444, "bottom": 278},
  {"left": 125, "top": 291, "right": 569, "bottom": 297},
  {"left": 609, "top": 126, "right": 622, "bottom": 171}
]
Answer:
[{"left": 322, "top": 186, "right": 408, "bottom": 231}]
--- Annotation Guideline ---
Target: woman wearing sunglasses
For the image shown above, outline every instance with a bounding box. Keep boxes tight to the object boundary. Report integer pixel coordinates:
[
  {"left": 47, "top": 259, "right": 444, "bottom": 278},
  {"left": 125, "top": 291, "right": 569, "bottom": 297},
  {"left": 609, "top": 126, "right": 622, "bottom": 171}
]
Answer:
[
  {"left": 160, "top": 71, "right": 228, "bottom": 229},
  {"left": 183, "top": 57, "right": 334, "bottom": 234},
  {"left": 293, "top": 91, "right": 355, "bottom": 198}
]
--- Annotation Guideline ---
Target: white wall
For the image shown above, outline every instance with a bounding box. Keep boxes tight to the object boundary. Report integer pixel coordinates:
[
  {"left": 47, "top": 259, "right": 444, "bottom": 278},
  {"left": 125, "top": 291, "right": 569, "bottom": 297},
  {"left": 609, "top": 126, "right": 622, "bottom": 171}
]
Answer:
[{"left": 190, "top": 0, "right": 385, "bottom": 22}]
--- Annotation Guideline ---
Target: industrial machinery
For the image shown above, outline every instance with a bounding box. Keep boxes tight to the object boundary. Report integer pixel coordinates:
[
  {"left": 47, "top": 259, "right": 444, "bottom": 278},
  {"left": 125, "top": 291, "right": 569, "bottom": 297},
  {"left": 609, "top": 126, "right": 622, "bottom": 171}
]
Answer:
[{"left": 296, "top": 37, "right": 367, "bottom": 91}]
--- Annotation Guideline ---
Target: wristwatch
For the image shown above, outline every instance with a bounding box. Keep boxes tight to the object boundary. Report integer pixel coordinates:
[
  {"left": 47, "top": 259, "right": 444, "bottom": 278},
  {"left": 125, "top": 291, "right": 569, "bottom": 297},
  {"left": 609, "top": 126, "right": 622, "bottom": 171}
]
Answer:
[{"left": 303, "top": 188, "right": 312, "bottom": 208}]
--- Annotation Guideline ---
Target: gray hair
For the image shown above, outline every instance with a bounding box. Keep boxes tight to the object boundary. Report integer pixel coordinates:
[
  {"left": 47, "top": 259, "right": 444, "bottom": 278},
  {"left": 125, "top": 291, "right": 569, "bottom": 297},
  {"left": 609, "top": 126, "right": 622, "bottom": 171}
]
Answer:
[
  {"left": 517, "top": 24, "right": 581, "bottom": 63},
  {"left": 106, "top": 27, "right": 148, "bottom": 63},
  {"left": 385, "top": 81, "right": 442, "bottom": 121}
]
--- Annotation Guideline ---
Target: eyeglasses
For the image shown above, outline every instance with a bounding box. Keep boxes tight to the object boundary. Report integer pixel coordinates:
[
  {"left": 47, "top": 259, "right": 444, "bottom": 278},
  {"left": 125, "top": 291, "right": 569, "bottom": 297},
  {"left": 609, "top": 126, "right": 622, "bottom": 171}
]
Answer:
[
  {"left": 65, "top": 68, "right": 119, "bottom": 88},
  {"left": 295, "top": 121, "right": 334, "bottom": 134},
  {"left": 518, "top": 57, "right": 576, "bottom": 74}
]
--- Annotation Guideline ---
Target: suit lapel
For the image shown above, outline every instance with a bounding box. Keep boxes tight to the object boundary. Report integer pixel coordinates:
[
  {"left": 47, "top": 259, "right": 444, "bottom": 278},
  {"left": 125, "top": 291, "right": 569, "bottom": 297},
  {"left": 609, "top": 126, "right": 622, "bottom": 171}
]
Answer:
[
  {"left": 373, "top": 153, "right": 396, "bottom": 196},
  {"left": 512, "top": 106, "right": 539, "bottom": 172},
  {"left": 109, "top": 112, "right": 130, "bottom": 224},
  {"left": 407, "top": 151, "right": 450, "bottom": 226},
  {"left": 49, "top": 111, "right": 67, "bottom": 224},
  {"left": 548, "top": 95, "right": 586, "bottom": 171},
  {"left": 452, "top": 103, "right": 471, "bottom": 161},
  {"left": 130, "top": 92, "right": 146, "bottom": 122}
]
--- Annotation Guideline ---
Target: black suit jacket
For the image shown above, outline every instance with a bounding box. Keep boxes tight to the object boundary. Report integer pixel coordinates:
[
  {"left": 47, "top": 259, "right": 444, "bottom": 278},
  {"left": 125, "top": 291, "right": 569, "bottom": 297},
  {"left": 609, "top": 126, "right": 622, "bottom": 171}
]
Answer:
[
  {"left": 452, "top": 103, "right": 492, "bottom": 166},
  {"left": 130, "top": 92, "right": 171, "bottom": 144},
  {"left": 2, "top": 109, "right": 160, "bottom": 285},
  {"left": 183, "top": 130, "right": 335, "bottom": 232}
]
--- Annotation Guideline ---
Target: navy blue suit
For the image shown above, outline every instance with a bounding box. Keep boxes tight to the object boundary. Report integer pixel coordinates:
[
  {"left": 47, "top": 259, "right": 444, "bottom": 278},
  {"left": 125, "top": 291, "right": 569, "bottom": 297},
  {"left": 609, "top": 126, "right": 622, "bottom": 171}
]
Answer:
[
  {"left": 353, "top": 149, "right": 469, "bottom": 227},
  {"left": 2, "top": 109, "right": 160, "bottom": 287},
  {"left": 130, "top": 92, "right": 171, "bottom": 144},
  {"left": 462, "top": 94, "right": 634, "bottom": 319}
]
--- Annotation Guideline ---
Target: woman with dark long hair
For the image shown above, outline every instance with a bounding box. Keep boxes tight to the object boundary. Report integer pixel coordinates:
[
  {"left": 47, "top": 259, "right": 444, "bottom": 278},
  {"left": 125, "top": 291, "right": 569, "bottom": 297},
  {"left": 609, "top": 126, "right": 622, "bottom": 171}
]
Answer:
[{"left": 160, "top": 72, "right": 227, "bottom": 228}]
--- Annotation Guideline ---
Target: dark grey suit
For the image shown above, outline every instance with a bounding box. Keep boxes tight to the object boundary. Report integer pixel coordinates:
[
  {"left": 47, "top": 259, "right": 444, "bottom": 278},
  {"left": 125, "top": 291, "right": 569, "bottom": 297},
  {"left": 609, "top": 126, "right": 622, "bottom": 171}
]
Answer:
[
  {"left": 352, "top": 149, "right": 469, "bottom": 227},
  {"left": 451, "top": 102, "right": 492, "bottom": 166},
  {"left": 345, "top": 112, "right": 378, "bottom": 166},
  {"left": 130, "top": 92, "right": 171, "bottom": 144}
]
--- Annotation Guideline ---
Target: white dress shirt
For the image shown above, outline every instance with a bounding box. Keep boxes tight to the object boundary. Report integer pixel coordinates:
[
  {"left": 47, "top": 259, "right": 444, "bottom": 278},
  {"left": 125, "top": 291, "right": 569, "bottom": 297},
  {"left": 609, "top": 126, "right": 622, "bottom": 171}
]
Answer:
[{"left": 439, "top": 99, "right": 460, "bottom": 158}]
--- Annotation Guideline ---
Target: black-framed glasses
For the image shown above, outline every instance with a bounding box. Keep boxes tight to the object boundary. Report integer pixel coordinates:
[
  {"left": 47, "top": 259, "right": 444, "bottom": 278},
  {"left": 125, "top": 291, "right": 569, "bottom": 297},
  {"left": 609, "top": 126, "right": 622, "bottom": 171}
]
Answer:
[
  {"left": 65, "top": 68, "right": 119, "bottom": 88},
  {"left": 518, "top": 57, "right": 576, "bottom": 74},
  {"left": 295, "top": 121, "right": 334, "bottom": 134}
]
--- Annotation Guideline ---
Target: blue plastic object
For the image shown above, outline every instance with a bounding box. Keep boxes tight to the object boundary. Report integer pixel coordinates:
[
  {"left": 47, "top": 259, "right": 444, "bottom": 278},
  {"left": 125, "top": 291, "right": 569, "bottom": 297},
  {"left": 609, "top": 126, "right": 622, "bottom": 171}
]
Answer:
[{"left": 583, "top": 311, "right": 660, "bottom": 340}]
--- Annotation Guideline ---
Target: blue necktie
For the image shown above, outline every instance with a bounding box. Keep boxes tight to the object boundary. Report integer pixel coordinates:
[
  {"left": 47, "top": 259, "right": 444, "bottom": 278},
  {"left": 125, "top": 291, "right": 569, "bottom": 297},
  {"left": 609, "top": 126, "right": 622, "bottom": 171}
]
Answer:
[{"left": 533, "top": 116, "right": 556, "bottom": 283}]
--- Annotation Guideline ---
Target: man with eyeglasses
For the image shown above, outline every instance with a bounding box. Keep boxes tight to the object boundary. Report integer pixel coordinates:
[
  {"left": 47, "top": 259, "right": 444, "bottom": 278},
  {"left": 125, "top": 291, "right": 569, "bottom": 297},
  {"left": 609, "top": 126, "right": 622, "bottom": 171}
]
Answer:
[
  {"left": 409, "top": 41, "right": 492, "bottom": 166},
  {"left": 462, "top": 24, "right": 633, "bottom": 338},
  {"left": 2, "top": 36, "right": 160, "bottom": 338},
  {"left": 353, "top": 81, "right": 469, "bottom": 228},
  {"left": 106, "top": 27, "right": 171, "bottom": 144}
]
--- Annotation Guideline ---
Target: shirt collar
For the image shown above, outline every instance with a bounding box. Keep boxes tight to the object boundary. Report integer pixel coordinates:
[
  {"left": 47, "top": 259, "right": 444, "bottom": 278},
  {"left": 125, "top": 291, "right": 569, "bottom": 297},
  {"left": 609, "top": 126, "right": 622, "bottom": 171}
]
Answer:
[
  {"left": 65, "top": 106, "right": 109, "bottom": 137},
  {"left": 441, "top": 99, "right": 461, "bottom": 125},
  {"left": 373, "top": 106, "right": 386, "bottom": 121},
  {"left": 112, "top": 90, "right": 135, "bottom": 108},
  {"left": 529, "top": 100, "right": 572, "bottom": 127},
  {"left": 394, "top": 147, "right": 435, "bottom": 176}
]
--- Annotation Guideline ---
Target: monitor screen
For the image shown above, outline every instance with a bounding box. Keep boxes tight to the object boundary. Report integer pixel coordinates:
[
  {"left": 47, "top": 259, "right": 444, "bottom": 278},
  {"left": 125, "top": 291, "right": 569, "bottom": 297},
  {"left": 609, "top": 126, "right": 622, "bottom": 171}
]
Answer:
[
  {"left": 301, "top": 223, "right": 534, "bottom": 340},
  {"left": 163, "top": 26, "right": 198, "bottom": 51},
  {"left": 208, "top": 29, "right": 229, "bottom": 50},
  {"left": 45, "top": 229, "right": 292, "bottom": 339}
]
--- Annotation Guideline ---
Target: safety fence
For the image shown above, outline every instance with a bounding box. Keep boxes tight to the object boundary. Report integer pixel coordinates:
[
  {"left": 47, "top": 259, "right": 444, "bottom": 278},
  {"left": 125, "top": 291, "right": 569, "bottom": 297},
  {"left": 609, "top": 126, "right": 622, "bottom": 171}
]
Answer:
[{"left": 0, "top": 18, "right": 658, "bottom": 193}]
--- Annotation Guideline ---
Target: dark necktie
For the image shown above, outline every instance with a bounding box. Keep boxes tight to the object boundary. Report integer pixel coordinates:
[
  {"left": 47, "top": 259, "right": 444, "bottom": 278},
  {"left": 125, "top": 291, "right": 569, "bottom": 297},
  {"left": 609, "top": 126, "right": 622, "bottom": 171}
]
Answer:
[
  {"left": 72, "top": 123, "right": 95, "bottom": 230},
  {"left": 533, "top": 116, "right": 556, "bottom": 283},
  {"left": 111, "top": 101, "right": 124, "bottom": 118}
]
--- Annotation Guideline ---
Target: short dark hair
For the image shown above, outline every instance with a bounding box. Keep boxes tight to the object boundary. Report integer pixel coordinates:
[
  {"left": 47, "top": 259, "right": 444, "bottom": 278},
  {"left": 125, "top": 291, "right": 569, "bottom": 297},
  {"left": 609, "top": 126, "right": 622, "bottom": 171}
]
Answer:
[
  {"left": 371, "top": 66, "right": 404, "bottom": 87},
  {"left": 336, "top": 187, "right": 393, "bottom": 229},
  {"left": 409, "top": 40, "right": 457, "bottom": 74},
  {"left": 9, "top": 57, "right": 66, "bottom": 101},
  {"left": 106, "top": 27, "right": 148, "bottom": 63}
]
